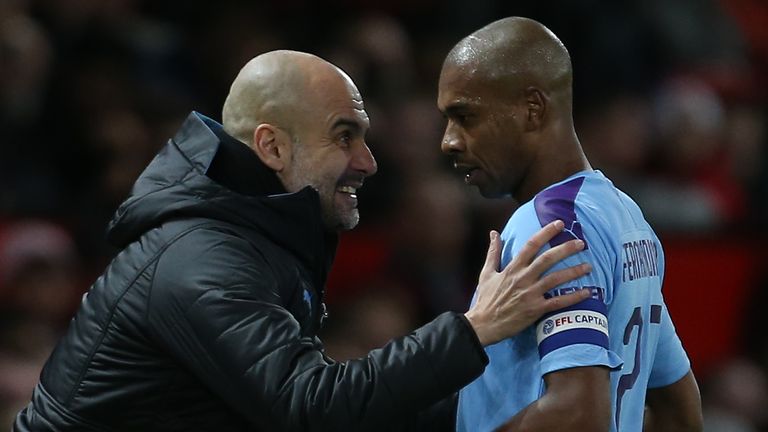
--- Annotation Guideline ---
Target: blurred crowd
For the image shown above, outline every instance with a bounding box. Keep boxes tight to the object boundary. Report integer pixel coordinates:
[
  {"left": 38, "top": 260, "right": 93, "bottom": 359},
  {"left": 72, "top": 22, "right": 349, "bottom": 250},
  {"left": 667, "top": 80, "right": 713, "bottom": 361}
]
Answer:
[{"left": 1, "top": 0, "right": 767, "bottom": 430}]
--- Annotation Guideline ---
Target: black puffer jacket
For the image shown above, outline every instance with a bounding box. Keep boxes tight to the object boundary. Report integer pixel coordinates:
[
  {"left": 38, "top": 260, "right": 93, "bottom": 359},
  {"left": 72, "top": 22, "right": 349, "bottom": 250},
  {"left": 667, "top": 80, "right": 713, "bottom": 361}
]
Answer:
[{"left": 14, "top": 112, "right": 488, "bottom": 431}]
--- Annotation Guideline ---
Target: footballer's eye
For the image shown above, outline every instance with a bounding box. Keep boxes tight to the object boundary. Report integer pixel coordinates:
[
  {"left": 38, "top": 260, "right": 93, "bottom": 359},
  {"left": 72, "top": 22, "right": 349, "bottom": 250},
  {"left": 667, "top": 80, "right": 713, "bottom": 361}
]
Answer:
[
  {"left": 459, "top": 111, "right": 476, "bottom": 123},
  {"left": 448, "top": 111, "right": 472, "bottom": 126}
]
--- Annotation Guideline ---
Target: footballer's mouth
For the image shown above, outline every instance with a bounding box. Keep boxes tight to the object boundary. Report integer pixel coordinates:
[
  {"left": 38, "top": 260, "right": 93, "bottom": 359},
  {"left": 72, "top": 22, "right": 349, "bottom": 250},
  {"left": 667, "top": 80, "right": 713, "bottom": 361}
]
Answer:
[{"left": 454, "top": 161, "right": 480, "bottom": 184}]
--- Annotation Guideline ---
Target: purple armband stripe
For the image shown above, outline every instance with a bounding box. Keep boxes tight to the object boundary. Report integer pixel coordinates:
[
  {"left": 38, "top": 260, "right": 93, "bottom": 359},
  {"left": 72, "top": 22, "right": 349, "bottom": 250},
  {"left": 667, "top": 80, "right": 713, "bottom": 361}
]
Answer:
[{"left": 538, "top": 328, "right": 610, "bottom": 358}]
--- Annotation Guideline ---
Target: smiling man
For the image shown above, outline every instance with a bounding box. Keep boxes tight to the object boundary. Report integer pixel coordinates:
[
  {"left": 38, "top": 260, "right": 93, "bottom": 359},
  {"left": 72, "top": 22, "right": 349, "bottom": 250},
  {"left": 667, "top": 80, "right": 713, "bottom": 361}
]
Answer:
[
  {"left": 438, "top": 18, "right": 703, "bottom": 432},
  {"left": 221, "top": 52, "right": 373, "bottom": 231},
  {"left": 14, "top": 50, "right": 593, "bottom": 431}
]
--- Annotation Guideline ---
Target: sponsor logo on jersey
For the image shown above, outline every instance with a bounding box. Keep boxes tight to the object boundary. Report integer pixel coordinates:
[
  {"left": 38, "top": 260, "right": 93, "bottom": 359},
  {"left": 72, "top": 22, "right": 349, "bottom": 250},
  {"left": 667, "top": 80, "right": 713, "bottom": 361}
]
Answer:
[{"left": 545, "top": 286, "right": 605, "bottom": 302}]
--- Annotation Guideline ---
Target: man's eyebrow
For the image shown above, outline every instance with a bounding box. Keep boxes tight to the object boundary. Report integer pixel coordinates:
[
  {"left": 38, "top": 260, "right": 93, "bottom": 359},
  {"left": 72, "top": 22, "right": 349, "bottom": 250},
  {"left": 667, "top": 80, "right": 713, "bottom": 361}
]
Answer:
[
  {"left": 331, "top": 118, "right": 365, "bottom": 133},
  {"left": 442, "top": 101, "right": 473, "bottom": 115}
]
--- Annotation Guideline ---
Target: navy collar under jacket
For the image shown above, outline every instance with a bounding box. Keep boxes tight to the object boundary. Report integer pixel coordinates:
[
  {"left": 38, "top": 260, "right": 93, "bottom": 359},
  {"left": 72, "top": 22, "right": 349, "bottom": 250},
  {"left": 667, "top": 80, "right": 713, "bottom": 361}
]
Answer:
[{"left": 106, "top": 111, "right": 338, "bottom": 293}]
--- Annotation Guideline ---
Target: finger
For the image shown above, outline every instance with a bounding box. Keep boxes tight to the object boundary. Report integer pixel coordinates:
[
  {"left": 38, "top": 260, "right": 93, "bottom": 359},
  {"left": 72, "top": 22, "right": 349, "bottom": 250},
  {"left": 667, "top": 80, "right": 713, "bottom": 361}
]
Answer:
[
  {"left": 511, "top": 220, "right": 565, "bottom": 269},
  {"left": 525, "top": 239, "right": 585, "bottom": 278},
  {"left": 532, "top": 263, "right": 592, "bottom": 295},
  {"left": 541, "top": 288, "right": 592, "bottom": 313},
  {"left": 479, "top": 230, "right": 502, "bottom": 279}
]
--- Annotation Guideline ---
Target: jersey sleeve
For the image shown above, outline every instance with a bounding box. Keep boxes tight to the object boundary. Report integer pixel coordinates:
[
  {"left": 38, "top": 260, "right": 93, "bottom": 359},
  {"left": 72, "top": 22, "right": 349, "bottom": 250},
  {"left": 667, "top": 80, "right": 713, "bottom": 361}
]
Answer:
[
  {"left": 500, "top": 178, "right": 622, "bottom": 376},
  {"left": 648, "top": 304, "right": 691, "bottom": 388}
]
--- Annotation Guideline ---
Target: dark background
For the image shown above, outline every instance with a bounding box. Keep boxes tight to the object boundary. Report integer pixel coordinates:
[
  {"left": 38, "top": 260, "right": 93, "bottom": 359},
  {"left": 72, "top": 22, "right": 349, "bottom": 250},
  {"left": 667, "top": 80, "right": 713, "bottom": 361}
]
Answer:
[{"left": 1, "top": 0, "right": 767, "bottom": 429}]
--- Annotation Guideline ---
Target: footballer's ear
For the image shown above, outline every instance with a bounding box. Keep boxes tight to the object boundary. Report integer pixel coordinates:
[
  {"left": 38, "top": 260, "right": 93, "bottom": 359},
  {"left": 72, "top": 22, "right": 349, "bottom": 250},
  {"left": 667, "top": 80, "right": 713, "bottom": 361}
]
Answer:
[
  {"left": 251, "top": 124, "right": 292, "bottom": 172},
  {"left": 524, "top": 87, "right": 547, "bottom": 132}
]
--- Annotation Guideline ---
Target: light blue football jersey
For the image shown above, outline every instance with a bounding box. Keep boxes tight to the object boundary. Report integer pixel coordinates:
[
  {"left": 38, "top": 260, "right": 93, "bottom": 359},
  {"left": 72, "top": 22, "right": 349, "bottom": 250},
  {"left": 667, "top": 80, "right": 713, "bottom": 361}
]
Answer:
[{"left": 457, "top": 170, "right": 691, "bottom": 432}]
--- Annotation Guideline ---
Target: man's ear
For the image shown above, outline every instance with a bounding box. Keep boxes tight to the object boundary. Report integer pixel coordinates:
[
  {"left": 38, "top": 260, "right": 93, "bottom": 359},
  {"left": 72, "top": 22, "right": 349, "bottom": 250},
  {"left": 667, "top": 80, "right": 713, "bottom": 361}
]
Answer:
[
  {"left": 524, "top": 87, "right": 547, "bottom": 132},
  {"left": 251, "top": 124, "right": 291, "bottom": 172}
]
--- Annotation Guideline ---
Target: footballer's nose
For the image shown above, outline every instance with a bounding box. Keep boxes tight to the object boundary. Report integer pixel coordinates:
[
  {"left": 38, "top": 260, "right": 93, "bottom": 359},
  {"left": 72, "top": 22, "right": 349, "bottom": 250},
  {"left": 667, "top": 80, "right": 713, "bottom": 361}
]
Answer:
[{"left": 441, "top": 124, "right": 465, "bottom": 155}]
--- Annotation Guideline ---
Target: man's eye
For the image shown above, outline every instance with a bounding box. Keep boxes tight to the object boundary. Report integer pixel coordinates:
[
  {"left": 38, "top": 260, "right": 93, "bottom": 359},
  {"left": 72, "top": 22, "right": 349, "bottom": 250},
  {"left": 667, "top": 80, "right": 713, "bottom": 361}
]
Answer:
[
  {"left": 453, "top": 113, "right": 470, "bottom": 125},
  {"left": 339, "top": 131, "right": 352, "bottom": 147}
]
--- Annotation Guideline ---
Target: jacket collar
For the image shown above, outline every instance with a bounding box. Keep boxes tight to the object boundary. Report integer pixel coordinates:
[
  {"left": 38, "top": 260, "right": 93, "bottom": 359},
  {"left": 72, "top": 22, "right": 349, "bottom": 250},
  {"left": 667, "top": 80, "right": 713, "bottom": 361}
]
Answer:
[{"left": 107, "top": 112, "right": 337, "bottom": 290}]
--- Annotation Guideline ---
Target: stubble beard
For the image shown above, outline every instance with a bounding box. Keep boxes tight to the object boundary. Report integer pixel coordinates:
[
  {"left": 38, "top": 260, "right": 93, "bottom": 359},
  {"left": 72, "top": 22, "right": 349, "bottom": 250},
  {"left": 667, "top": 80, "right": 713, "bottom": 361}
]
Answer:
[{"left": 289, "top": 147, "right": 360, "bottom": 232}]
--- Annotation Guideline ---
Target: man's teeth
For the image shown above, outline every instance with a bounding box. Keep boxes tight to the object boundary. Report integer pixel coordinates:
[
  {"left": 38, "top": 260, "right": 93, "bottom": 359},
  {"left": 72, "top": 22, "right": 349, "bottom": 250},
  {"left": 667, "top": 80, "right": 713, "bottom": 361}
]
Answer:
[{"left": 338, "top": 186, "right": 357, "bottom": 194}]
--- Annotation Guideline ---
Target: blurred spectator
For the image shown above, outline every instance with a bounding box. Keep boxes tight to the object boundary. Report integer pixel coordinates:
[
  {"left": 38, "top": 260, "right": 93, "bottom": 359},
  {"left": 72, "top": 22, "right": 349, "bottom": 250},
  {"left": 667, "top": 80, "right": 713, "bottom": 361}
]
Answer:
[
  {"left": 389, "top": 173, "right": 473, "bottom": 315},
  {"left": 701, "top": 358, "right": 768, "bottom": 431},
  {"left": 627, "top": 77, "right": 745, "bottom": 232},
  {"left": 0, "top": 220, "right": 82, "bottom": 426},
  {"left": 0, "top": 12, "right": 50, "bottom": 124},
  {"left": 0, "top": 7, "right": 55, "bottom": 214},
  {"left": 579, "top": 94, "right": 654, "bottom": 184},
  {"left": 327, "top": 14, "right": 416, "bottom": 105},
  {"left": 643, "top": 0, "right": 747, "bottom": 68},
  {"left": 0, "top": 317, "right": 57, "bottom": 428},
  {"left": 321, "top": 285, "right": 419, "bottom": 361}
]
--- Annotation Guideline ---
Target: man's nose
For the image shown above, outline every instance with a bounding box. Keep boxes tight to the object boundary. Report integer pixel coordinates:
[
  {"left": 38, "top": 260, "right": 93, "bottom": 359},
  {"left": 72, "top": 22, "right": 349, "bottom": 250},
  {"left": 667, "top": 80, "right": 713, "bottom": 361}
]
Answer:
[
  {"left": 351, "top": 142, "right": 378, "bottom": 177},
  {"left": 441, "top": 125, "right": 464, "bottom": 154}
]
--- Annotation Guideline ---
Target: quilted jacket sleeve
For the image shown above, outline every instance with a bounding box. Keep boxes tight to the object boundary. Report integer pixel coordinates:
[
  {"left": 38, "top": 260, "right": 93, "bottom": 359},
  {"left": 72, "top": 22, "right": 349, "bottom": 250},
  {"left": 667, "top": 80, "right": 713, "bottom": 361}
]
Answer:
[{"left": 148, "top": 228, "right": 488, "bottom": 431}]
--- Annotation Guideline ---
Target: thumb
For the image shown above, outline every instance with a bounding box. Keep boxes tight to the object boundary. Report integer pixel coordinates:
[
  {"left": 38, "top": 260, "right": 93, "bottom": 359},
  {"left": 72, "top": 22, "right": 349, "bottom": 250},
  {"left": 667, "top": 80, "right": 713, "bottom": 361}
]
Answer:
[{"left": 480, "top": 230, "right": 501, "bottom": 280}]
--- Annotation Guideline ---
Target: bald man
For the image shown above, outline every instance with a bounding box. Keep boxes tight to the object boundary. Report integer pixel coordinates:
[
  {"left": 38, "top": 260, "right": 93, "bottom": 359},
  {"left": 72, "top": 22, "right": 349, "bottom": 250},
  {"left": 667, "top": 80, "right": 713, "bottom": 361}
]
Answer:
[
  {"left": 14, "top": 50, "right": 591, "bottom": 431},
  {"left": 438, "top": 18, "right": 703, "bottom": 432}
]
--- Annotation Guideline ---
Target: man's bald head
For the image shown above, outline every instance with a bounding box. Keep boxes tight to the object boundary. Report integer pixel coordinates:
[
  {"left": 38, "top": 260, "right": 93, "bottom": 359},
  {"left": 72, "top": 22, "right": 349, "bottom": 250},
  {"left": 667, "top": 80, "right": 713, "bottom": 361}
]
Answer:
[
  {"left": 222, "top": 50, "right": 349, "bottom": 145},
  {"left": 220, "top": 50, "right": 375, "bottom": 232},
  {"left": 444, "top": 17, "right": 572, "bottom": 99}
]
